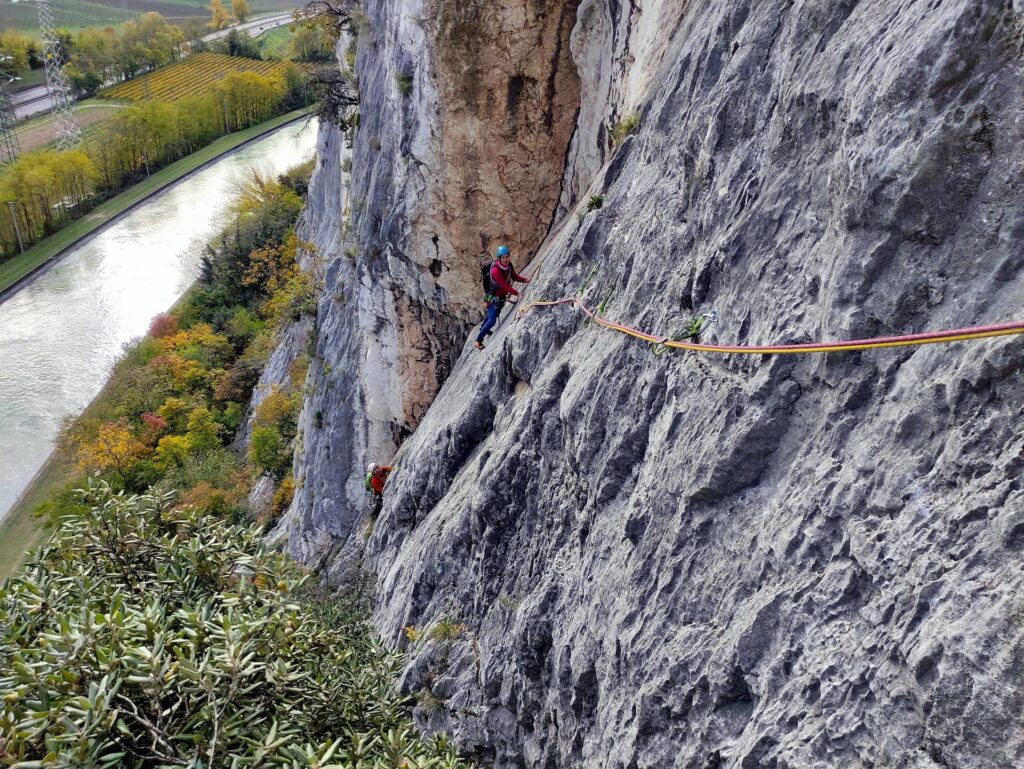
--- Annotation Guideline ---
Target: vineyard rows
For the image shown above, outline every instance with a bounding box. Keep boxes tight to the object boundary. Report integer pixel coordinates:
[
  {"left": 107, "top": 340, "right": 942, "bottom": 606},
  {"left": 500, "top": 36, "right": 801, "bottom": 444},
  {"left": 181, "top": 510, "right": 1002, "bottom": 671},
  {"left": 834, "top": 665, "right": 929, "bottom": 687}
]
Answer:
[{"left": 101, "top": 53, "right": 293, "bottom": 102}]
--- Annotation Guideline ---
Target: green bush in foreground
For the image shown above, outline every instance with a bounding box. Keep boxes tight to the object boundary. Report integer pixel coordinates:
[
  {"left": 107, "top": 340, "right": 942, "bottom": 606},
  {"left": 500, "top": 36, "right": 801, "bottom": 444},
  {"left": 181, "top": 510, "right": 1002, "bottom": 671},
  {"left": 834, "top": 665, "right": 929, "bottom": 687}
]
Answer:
[{"left": 0, "top": 484, "right": 469, "bottom": 769}]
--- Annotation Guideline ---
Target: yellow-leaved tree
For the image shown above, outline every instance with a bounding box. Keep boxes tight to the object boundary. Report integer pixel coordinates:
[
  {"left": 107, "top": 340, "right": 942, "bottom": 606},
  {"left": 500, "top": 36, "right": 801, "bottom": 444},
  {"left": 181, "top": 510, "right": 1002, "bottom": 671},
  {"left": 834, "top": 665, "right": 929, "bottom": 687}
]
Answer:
[
  {"left": 231, "top": 0, "right": 249, "bottom": 22},
  {"left": 209, "top": 0, "right": 231, "bottom": 30},
  {"left": 75, "top": 421, "right": 148, "bottom": 483}
]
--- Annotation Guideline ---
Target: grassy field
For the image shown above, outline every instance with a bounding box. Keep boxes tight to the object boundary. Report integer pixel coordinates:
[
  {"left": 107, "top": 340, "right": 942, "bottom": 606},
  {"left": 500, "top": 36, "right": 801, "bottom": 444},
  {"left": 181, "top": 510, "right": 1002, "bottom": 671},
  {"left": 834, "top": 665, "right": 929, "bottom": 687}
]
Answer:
[
  {"left": 0, "top": 0, "right": 128, "bottom": 32},
  {"left": 255, "top": 23, "right": 294, "bottom": 59},
  {"left": 101, "top": 51, "right": 294, "bottom": 101},
  {"left": 0, "top": 0, "right": 301, "bottom": 33},
  {"left": 14, "top": 99, "right": 125, "bottom": 152}
]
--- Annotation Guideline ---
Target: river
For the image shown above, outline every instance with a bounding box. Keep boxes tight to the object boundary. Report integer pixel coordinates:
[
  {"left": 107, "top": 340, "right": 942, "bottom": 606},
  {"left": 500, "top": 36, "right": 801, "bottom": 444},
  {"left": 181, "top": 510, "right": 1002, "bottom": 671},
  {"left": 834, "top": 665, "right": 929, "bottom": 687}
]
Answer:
[{"left": 0, "top": 118, "right": 319, "bottom": 524}]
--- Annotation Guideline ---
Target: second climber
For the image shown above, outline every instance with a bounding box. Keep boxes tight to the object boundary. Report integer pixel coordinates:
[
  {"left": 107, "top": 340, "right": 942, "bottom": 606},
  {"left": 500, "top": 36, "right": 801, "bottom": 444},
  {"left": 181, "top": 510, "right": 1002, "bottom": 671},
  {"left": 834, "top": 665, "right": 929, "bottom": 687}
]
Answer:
[
  {"left": 474, "top": 245, "right": 530, "bottom": 350},
  {"left": 365, "top": 462, "right": 393, "bottom": 515}
]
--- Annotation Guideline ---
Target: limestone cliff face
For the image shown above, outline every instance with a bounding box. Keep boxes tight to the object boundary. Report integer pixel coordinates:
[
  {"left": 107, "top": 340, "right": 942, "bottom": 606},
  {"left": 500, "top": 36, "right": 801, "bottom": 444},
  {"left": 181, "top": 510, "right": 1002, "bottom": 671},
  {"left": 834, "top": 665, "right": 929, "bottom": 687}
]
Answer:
[
  {"left": 284, "top": 1, "right": 1024, "bottom": 767},
  {"left": 278, "top": 0, "right": 584, "bottom": 565}
]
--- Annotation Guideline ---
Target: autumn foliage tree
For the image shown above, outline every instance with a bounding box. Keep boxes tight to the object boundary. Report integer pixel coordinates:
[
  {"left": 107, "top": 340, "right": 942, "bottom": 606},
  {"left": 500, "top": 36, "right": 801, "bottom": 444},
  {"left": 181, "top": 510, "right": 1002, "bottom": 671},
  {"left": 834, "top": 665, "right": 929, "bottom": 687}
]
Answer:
[
  {"left": 148, "top": 312, "right": 178, "bottom": 337},
  {"left": 0, "top": 30, "right": 35, "bottom": 75},
  {"left": 209, "top": 0, "right": 232, "bottom": 30},
  {"left": 75, "top": 421, "right": 149, "bottom": 485},
  {"left": 290, "top": 22, "right": 334, "bottom": 62},
  {"left": 0, "top": 150, "right": 99, "bottom": 247},
  {"left": 231, "top": 0, "right": 249, "bottom": 22}
]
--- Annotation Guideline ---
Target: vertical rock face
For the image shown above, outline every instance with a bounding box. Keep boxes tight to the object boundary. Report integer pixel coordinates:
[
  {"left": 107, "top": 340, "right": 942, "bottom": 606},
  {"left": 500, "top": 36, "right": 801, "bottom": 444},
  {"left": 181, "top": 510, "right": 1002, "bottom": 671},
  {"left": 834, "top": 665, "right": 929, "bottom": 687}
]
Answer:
[
  {"left": 287, "top": 0, "right": 1024, "bottom": 766},
  {"left": 277, "top": 0, "right": 584, "bottom": 564},
  {"left": 560, "top": 0, "right": 691, "bottom": 211},
  {"left": 429, "top": 0, "right": 582, "bottom": 261}
]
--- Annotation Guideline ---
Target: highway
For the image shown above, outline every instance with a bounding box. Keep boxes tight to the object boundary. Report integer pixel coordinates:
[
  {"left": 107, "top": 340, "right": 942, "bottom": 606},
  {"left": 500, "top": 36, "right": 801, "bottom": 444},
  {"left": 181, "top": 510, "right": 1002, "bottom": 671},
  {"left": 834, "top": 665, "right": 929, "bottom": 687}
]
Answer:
[
  {"left": 201, "top": 12, "right": 294, "bottom": 42},
  {"left": 8, "top": 13, "right": 295, "bottom": 121}
]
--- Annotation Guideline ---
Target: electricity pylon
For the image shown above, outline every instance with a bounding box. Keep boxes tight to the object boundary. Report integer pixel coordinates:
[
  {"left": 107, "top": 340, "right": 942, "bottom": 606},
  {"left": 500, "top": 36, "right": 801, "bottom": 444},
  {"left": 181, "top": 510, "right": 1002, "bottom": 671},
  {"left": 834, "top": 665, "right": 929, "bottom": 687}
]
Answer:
[
  {"left": 37, "top": 0, "right": 82, "bottom": 150},
  {"left": 0, "top": 58, "right": 20, "bottom": 165}
]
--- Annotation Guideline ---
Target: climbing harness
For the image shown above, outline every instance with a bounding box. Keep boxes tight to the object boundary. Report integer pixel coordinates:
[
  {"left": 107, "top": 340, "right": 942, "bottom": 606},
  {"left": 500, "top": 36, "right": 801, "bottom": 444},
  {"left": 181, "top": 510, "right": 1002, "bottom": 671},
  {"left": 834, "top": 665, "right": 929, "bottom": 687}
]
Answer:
[{"left": 516, "top": 296, "right": 1024, "bottom": 355}]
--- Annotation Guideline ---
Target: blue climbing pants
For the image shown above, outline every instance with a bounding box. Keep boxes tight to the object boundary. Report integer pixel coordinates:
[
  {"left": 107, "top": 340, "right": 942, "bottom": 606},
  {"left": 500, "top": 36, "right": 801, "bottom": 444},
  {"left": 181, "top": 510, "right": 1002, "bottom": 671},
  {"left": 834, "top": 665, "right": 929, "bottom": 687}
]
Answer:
[{"left": 476, "top": 299, "right": 504, "bottom": 343}]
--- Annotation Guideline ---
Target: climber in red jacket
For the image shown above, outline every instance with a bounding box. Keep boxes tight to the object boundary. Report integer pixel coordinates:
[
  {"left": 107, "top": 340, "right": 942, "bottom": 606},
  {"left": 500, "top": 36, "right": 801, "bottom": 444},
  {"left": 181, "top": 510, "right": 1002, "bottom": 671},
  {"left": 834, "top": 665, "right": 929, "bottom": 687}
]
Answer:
[
  {"left": 474, "top": 245, "right": 530, "bottom": 350},
  {"left": 365, "top": 463, "right": 393, "bottom": 514}
]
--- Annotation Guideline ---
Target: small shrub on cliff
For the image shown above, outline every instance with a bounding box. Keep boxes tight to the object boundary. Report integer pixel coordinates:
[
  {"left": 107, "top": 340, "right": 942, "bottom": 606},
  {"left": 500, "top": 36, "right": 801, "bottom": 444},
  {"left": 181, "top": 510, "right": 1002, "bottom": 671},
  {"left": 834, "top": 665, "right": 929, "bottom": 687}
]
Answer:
[
  {"left": 394, "top": 70, "right": 413, "bottom": 96},
  {"left": 249, "top": 424, "right": 291, "bottom": 478},
  {"left": 272, "top": 473, "right": 296, "bottom": 517},
  {"left": 587, "top": 193, "right": 605, "bottom": 211},
  {"left": 611, "top": 111, "right": 640, "bottom": 146},
  {"left": 0, "top": 483, "right": 471, "bottom": 768},
  {"left": 306, "top": 63, "right": 359, "bottom": 132}
]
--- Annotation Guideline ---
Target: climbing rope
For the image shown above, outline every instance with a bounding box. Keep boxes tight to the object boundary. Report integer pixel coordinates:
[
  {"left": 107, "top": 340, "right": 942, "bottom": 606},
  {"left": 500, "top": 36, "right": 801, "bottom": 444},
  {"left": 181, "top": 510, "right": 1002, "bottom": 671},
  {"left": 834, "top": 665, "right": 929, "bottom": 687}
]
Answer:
[{"left": 516, "top": 296, "right": 1024, "bottom": 355}]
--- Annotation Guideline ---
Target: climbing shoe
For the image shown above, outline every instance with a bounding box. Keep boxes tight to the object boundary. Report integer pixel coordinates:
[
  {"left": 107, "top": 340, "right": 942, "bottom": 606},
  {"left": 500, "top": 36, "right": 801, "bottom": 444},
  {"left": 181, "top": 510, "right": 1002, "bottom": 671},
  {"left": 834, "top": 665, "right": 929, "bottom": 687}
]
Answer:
[{"left": 473, "top": 341, "right": 485, "bottom": 350}]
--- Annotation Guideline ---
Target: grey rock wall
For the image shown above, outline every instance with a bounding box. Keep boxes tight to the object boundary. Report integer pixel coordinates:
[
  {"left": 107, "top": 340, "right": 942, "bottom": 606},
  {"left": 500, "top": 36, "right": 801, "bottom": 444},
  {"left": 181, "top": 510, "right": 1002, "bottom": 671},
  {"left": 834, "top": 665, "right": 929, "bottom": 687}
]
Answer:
[
  {"left": 277, "top": 0, "right": 585, "bottom": 563},
  {"left": 361, "top": 1, "right": 1024, "bottom": 768},
  {"left": 560, "top": 0, "right": 690, "bottom": 214},
  {"left": 287, "top": 0, "right": 1024, "bottom": 766},
  {"left": 236, "top": 317, "right": 311, "bottom": 452}
]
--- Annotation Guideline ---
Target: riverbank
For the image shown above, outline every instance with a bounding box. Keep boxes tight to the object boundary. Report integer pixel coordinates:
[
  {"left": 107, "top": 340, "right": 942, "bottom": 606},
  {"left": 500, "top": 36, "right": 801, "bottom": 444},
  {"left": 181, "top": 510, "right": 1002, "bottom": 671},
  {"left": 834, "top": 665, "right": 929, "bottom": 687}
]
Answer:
[
  {"left": 0, "top": 454, "right": 67, "bottom": 577},
  {"left": 0, "top": 271, "right": 200, "bottom": 575},
  {"left": 0, "top": 108, "right": 312, "bottom": 299}
]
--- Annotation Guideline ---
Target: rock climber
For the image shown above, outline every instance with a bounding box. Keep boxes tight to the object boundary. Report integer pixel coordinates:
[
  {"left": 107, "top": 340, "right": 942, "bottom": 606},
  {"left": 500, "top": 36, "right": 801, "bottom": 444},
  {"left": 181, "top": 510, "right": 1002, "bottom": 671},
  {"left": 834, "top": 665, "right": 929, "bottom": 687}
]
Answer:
[
  {"left": 365, "top": 462, "right": 393, "bottom": 514},
  {"left": 474, "top": 245, "right": 530, "bottom": 350}
]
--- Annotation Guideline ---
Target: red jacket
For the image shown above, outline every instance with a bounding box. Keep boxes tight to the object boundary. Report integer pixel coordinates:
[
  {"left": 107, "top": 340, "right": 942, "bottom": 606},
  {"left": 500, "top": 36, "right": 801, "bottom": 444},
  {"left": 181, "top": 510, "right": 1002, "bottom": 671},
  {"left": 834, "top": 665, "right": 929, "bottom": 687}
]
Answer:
[
  {"left": 490, "top": 261, "right": 527, "bottom": 299},
  {"left": 367, "top": 466, "right": 393, "bottom": 495}
]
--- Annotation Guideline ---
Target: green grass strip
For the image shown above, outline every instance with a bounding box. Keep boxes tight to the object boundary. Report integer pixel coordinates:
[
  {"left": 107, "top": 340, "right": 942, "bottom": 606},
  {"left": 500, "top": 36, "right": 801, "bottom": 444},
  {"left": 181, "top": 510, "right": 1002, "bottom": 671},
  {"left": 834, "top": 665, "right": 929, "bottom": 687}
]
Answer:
[
  {"left": 0, "top": 108, "right": 311, "bottom": 296},
  {"left": 0, "top": 456, "right": 68, "bottom": 579},
  {"left": 256, "top": 25, "right": 295, "bottom": 58}
]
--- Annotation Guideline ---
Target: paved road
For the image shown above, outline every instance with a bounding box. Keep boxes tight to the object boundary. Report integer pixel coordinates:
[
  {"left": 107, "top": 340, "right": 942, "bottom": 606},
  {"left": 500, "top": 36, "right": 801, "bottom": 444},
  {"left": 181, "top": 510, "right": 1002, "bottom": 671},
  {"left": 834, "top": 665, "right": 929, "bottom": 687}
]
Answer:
[
  {"left": 8, "top": 13, "right": 295, "bottom": 121},
  {"left": 12, "top": 89, "right": 50, "bottom": 121},
  {"left": 202, "top": 12, "right": 294, "bottom": 42},
  {"left": 11, "top": 86, "right": 50, "bottom": 120}
]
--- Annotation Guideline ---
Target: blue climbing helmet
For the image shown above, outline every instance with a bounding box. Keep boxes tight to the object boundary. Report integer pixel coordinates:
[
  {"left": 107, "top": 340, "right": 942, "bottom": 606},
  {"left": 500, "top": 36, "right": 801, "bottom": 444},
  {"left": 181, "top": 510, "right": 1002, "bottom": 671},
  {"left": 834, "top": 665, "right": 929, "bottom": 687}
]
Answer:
[{"left": 496, "top": 245, "right": 510, "bottom": 258}]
